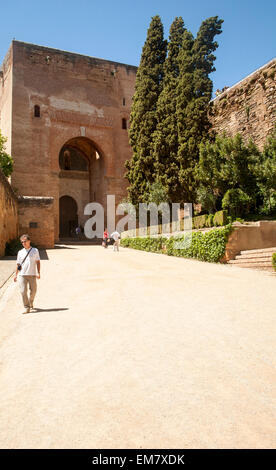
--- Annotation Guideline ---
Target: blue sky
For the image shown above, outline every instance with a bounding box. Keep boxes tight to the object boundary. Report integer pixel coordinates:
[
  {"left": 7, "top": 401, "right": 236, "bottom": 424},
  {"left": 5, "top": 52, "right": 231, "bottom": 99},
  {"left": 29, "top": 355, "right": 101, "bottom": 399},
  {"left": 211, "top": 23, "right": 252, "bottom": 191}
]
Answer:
[{"left": 0, "top": 0, "right": 275, "bottom": 93}]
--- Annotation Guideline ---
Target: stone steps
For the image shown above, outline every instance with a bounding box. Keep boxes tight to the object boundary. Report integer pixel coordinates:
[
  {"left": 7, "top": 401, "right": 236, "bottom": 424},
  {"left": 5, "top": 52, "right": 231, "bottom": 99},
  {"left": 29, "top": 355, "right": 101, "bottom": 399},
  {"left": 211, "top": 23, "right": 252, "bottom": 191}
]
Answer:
[
  {"left": 234, "top": 253, "right": 274, "bottom": 261},
  {"left": 230, "top": 258, "right": 272, "bottom": 264},
  {"left": 228, "top": 247, "right": 276, "bottom": 271},
  {"left": 240, "top": 247, "right": 276, "bottom": 255}
]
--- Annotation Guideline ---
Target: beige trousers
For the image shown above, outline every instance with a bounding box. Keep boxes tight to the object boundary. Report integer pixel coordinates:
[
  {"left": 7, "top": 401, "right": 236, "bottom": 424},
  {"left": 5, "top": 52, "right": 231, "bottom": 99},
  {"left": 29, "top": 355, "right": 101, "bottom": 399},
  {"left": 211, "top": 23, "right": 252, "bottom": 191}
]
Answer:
[
  {"left": 113, "top": 240, "right": 119, "bottom": 251},
  {"left": 18, "top": 275, "right": 37, "bottom": 308}
]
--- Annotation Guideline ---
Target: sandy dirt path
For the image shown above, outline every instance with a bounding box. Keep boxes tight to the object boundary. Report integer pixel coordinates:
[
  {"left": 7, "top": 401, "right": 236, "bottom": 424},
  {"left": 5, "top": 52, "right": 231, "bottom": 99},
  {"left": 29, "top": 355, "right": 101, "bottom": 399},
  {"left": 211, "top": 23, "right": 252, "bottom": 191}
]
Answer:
[
  {"left": 0, "top": 258, "right": 15, "bottom": 289},
  {"left": 0, "top": 245, "right": 275, "bottom": 449}
]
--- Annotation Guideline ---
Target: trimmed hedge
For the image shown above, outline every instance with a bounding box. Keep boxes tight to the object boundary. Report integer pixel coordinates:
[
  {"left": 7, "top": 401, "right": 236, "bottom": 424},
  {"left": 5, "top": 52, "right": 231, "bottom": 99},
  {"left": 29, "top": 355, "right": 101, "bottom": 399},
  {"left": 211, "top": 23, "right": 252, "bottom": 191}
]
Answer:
[
  {"left": 193, "top": 214, "right": 208, "bottom": 229},
  {"left": 213, "top": 210, "right": 228, "bottom": 227},
  {"left": 120, "top": 224, "right": 233, "bottom": 263},
  {"left": 121, "top": 236, "right": 166, "bottom": 253},
  {"left": 192, "top": 210, "right": 227, "bottom": 229},
  {"left": 205, "top": 214, "right": 214, "bottom": 227},
  {"left": 121, "top": 210, "right": 229, "bottom": 240},
  {"left": 272, "top": 253, "right": 276, "bottom": 272}
]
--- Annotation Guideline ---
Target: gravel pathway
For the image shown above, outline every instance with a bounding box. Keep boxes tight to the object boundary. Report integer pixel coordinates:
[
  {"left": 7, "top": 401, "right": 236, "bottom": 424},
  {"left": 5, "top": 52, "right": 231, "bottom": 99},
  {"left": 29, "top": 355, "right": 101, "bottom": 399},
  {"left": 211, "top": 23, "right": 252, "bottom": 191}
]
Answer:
[{"left": 0, "top": 245, "right": 275, "bottom": 448}]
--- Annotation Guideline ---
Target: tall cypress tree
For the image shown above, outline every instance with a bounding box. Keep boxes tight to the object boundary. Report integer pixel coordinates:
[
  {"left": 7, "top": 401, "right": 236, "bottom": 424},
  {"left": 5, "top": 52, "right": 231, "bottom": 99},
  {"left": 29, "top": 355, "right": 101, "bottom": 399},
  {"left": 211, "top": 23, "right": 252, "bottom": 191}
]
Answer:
[
  {"left": 176, "top": 16, "right": 223, "bottom": 202},
  {"left": 125, "top": 16, "right": 167, "bottom": 206},
  {"left": 152, "top": 17, "right": 186, "bottom": 202},
  {"left": 175, "top": 29, "right": 196, "bottom": 202}
]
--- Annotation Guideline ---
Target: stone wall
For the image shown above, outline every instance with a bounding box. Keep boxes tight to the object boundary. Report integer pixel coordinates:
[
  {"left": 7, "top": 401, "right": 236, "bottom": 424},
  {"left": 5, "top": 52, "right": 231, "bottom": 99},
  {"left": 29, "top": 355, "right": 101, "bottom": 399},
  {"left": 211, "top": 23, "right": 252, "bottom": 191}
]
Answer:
[
  {"left": 18, "top": 196, "right": 54, "bottom": 248},
  {"left": 7, "top": 41, "right": 137, "bottom": 240},
  {"left": 0, "top": 168, "right": 18, "bottom": 256},
  {"left": 0, "top": 44, "right": 13, "bottom": 154},
  {"left": 223, "top": 221, "right": 276, "bottom": 261},
  {"left": 211, "top": 58, "right": 276, "bottom": 149}
]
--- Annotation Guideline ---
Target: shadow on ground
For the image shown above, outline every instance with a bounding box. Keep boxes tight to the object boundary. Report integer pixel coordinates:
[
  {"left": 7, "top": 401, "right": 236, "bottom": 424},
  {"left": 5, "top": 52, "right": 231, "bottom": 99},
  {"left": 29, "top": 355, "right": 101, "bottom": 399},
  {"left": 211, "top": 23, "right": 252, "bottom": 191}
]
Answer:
[
  {"left": 30, "top": 307, "right": 69, "bottom": 313},
  {"left": 0, "top": 249, "right": 49, "bottom": 260},
  {"left": 52, "top": 245, "right": 77, "bottom": 250}
]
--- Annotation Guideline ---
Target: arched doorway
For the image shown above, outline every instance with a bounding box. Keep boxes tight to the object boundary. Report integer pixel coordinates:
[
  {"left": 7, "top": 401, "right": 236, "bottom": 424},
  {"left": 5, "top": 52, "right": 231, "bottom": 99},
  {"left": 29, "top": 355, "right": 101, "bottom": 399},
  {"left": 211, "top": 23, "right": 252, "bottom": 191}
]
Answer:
[
  {"left": 58, "top": 136, "right": 105, "bottom": 240},
  {"left": 59, "top": 196, "right": 78, "bottom": 237}
]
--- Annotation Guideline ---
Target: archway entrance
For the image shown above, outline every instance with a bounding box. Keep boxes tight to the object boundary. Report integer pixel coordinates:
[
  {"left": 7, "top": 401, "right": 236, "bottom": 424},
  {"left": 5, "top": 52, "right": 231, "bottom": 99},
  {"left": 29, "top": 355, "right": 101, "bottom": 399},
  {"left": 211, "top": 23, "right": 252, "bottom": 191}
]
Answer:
[
  {"left": 59, "top": 195, "right": 78, "bottom": 237},
  {"left": 58, "top": 136, "right": 105, "bottom": 240}
]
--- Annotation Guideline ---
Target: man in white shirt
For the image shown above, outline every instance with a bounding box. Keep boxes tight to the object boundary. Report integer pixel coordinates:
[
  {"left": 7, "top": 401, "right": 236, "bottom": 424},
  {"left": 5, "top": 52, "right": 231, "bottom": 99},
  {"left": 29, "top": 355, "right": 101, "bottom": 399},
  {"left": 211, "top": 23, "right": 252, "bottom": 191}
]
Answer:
[
  {"left": 14, "top": 234, "right": 41, "bottom": 314},
  {"left": 110, "top": 230, "right": 120, "bottom": 252}
]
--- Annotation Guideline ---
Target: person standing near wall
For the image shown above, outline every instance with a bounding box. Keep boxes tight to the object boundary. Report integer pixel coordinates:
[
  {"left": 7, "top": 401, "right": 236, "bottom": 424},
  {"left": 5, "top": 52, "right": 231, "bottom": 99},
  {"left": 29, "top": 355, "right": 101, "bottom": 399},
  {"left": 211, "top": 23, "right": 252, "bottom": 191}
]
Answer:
[
  {"left": 110, "top": 230, "right": 120, "bottom": 252},
  {"left": 102, "top": 228, "right": 110, "bottom": 248},
  {"left": 14, "top": 234, "right": 40, "bottom": 314}
]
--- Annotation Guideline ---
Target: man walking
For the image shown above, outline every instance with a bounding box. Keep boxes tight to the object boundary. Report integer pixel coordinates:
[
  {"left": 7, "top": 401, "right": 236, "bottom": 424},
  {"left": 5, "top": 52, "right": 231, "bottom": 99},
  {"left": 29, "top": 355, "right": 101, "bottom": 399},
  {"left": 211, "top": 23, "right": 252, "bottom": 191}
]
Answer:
[
  {"left": 14, "top": 234, "right": 40, "bottom": 314},
  {"left": 110, "top": 230, "right": 120, "bottom": 252}
]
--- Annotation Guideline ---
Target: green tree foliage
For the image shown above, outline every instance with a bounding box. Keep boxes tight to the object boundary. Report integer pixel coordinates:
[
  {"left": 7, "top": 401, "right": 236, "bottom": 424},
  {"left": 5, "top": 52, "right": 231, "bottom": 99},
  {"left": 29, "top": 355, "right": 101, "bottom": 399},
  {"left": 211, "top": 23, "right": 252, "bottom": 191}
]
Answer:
[
  {"left": 176, "top": 17, "right": 223, "bottom": 203},
  {"left": 152, "top": 17, "right": 186, "bottom": 202},
  {"left": 254, "top": 127, "right": 276, "bottom": 214},
  {"left": 125, "top": 15, "right": 223, "bottom": 206},
  {"left": 175, "top": 29, "right": 196, "bottom": 202},
  {"left": 125, "top": 16, "right": 167, "bottom": 206},
  {"left": 222, "top": 188, "right": 252, "bottom": 217},
  {"left": 196, "top": 186, "right": 217, "bottom": 213},
  {"left": 196, "top": 133, "right": 260, "bottom": 213},
  {"left": 0, "top": 131, "right": 13, "bottom": 177},
  {"left": 146, "top": 181, "right": 169, "bottom": 205}
]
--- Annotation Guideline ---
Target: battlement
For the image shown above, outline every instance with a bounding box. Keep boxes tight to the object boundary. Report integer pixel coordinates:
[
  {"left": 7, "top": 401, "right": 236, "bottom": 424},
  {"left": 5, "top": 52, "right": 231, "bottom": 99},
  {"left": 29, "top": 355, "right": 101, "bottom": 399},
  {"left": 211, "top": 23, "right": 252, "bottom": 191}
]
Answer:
[{"left": 10, "top": 40, "right": 137, "bottom": 74}]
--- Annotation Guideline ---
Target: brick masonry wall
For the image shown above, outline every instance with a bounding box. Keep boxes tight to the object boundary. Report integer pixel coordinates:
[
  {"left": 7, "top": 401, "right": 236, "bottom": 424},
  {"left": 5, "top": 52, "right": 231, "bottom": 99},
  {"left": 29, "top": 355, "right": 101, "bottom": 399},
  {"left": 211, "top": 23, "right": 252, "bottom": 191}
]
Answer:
[
  {"left": 0, "top": 169, "right": 18, "bottom": 256},
  {"left": 18, "top": 196, "right": 54, "bottom": 248},
  {"left": 8, "top": 41, "right": 137, "bottom": 240},
  {"left": 0, "top": 44, "right": 13, "bottom": 154},
  {"left": 210, "top": 58, "right": 276, "bottom": 149}
]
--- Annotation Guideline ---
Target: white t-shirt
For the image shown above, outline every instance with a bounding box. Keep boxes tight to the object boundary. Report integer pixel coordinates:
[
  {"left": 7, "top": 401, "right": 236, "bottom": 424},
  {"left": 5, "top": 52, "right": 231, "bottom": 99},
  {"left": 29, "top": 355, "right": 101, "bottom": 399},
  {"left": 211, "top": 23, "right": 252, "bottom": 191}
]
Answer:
[
  {"left": 17, "top": 247, "right": 40, "bottom": 276},
  {"left": 110, "top": 231, "right": 120, "bottom": 241}
]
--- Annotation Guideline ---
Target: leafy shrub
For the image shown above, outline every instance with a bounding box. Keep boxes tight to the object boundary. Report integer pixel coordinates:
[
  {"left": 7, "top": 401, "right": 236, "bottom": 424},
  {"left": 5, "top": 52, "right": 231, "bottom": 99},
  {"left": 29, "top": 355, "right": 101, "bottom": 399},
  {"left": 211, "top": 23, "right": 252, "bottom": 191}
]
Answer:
[
  {"left": 192, "top": 210, "right": 227, "bottom": 229},
  {"left": 197, "top": 133, "right": 259, "bottom": 215},
  {"left": 213, "top": 210, "right": 228, "bottom": 226},
  {"left": 259, "top": 190, "right": 276, "bottom": 215},
  {"left": 222, "top": 188, "right": 252, "bottom": 217},
  {"left": 120, "top": 236, "right": 167, "bottom": 253},
  {"left": 0, "top": 131, "right": 13, "bottom": 177},
  {"left": 272, "top": 253, "right": 276, "bottom": 272},
  {"left": 193, "top": 214, "right": 208, "bottom": 229},
  {"left": 121, "top": 224, "right": 233, "bottom": 263},
  {"left": 205, "top": 214, "right": 214, "bottom": 227},
  {"left": 166, "top": 225, "right": 232, "bottom": 262},
  {"left": 5, "top": 238, "right": 22, "bottom": 256},
  {"left": 196, "top": 186, "right": 217, "bottom": 214}
]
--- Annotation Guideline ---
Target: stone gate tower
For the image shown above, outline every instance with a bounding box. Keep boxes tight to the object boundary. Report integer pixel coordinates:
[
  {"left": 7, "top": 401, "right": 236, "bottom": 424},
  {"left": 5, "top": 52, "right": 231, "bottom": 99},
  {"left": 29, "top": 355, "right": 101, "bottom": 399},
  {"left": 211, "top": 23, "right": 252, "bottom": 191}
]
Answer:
[{"left": 0, "top": 41, "right": 137, "bottom": 245}]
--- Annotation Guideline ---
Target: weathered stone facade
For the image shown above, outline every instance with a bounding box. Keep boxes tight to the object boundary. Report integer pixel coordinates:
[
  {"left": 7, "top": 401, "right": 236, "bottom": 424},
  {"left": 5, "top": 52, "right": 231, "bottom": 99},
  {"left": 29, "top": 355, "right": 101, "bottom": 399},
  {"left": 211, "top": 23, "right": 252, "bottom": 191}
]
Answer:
[
  {"left": 0, "top": 168, "right": 18, "bottom": 256},
  {"left": 211, "top": 58, "right": 276, "bottom": 148},
  {"left": 0, "top": 41, "right": 137, "bottom": 243},
  {"left": 18, "top": 196, "right": 55, "bottom": 248}
]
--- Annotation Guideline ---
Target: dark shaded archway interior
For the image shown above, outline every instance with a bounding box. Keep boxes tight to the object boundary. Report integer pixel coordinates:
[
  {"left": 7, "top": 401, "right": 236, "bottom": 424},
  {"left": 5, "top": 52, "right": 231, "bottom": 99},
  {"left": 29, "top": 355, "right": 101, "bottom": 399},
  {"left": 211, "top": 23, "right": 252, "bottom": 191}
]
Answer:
[
  {"left": 59, "top": 195, "right": 78, "bottom": 237},
  {"left": 59, "top": 146, "right": 88, "bottom": 171},
  {"left": 59, "top": 136, "right": 105, "bottom": 203}
]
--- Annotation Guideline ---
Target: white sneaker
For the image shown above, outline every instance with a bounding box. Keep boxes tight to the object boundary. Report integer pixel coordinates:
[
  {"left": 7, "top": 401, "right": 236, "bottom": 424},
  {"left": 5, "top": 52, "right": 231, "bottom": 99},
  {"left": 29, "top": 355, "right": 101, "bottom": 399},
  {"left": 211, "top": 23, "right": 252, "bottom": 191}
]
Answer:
[{"left": 23, "top": 307, "right": 30, "bottom": 314}]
